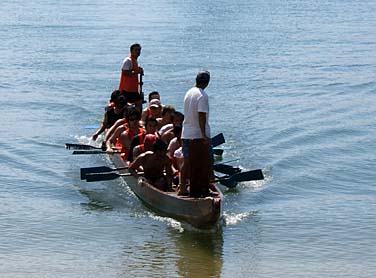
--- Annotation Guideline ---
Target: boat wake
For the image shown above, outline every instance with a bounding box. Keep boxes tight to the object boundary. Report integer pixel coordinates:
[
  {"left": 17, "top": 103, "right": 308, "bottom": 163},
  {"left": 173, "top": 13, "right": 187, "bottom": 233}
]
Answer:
[
  {"left": 75, "top": 135, "right": 102, "bottom": 147},
  {"left": 148, "top": 214, "right": 184, "bottom": 233},
  {"left": 223, "top": 211, "right": 256, "bottom": 226}
]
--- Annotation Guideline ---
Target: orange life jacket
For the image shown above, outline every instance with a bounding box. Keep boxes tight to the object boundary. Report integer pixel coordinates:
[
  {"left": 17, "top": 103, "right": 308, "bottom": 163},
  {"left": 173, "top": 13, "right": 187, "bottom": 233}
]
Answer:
[
  {"left": 120, "top": 126, "right": 144, "bottom": 160},
  {"left": 147, "top": 108, "right": 152, "bottom": 118},
  {"left": 119, "top": 56, "right": 139, "bottom": 93},
  {"left": 114, "top": 122, "right": 129, "bottom": 149}
]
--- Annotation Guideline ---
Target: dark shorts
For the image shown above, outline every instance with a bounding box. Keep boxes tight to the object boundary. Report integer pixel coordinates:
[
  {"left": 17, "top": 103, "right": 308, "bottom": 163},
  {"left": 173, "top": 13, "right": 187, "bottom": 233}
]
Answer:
[
  {"left": 182, "top": 139, "right": 190, "bottom": 158},
  {"left": 121, "top": 90, "right": 141, "bottom": 103},
  {"left": 182, "top": 139, "right": 213, "bottom": 158}
]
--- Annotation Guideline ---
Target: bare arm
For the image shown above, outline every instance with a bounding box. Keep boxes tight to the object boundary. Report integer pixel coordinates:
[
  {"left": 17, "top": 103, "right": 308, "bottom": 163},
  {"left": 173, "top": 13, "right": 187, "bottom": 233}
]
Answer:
[
  {"left": 106, "top": 125, "right": 125, "bottom": 153},
  {"left": 104, "top": 118, "right": 126, "bottom": 142},
  {"left": 129, "top": 153, "right": 146, "bottom": 174},
  {"left": 92, "top": 111, "right": 108, "bottom": 141}
]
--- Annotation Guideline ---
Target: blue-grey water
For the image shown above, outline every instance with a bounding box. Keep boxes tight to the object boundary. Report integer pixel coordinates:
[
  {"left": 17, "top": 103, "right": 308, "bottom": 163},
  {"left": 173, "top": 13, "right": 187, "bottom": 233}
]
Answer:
[{"left": 1, "top": 0, "right": 375, "bottom": 277}]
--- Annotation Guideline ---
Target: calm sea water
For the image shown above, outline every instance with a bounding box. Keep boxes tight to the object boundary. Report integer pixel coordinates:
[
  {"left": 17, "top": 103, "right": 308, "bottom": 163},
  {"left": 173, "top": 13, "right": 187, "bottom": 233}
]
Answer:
[{"left": 1, "top": 0, "right": 375, "bottom": 277}]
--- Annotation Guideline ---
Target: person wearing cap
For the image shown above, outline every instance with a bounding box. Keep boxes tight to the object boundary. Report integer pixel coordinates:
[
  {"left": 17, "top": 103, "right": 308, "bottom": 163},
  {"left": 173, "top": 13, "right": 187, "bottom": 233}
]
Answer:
[
  {"left": 141, "top": 98, "right": 163, "bottom": 123},
  {"left": 179, "top": 71, "right": 211, "bottom": 197},
  {"left": 118, "top": 43, "right": 144, "bottom": 106},
  {"left": 141, "top": 91, "right": 161, "bottom": 120}
]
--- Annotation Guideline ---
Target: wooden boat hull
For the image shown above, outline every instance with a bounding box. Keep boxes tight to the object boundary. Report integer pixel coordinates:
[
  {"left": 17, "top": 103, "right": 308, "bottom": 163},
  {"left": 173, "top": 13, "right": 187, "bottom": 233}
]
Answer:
[{"left": 111, "top": 154, "right": 223, "bottom": 228}]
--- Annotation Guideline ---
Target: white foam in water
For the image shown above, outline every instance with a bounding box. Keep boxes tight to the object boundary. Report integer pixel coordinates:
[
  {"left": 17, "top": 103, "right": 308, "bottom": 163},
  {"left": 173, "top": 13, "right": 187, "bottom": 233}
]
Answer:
[
  {"left": 149, "top": 214, "right": 184, "bottom": 233},
  {"left": 76, "top": 135, "right": 92, "bottom": 144},
  {"left": 223, "top": 211, "right": 252, "bottom": 226},
  {"left": 75, "top": 135, "right": 103, "bottom": 147}
]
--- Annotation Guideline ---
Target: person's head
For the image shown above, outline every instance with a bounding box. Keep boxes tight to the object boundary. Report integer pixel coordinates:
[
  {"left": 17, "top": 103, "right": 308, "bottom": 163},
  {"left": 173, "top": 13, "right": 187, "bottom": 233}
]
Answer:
[
  {"left": 110, "top": 90, "right": 122, "bottom": 103},
  {"left": 171, "top": 111, "right": 184, "bottom": 126},
  {"left": 143, "top": 134, "right": 157, "bottom": 151},
  {"left": 153, "top": 138, "right": 167, "bottom": 154},
  {"left": 130, "top": 43, "right": 142, "bottom": 58},
  {"left": 161, "top": 105, "right": 175, "bottom": 120},
  {"left": 126, "top": 107, "right": 141, "bottom": 125},
  {"left": 144, "top": 117, "right": 158, "bottom": 134},
  {"left": 149, "top": 99, "right": 162, "bottom": 116},
  {"left": 115, "top": 95, "right": 126, "bottom": 109},
  {"left": 148, "top": 91, "right": 160, "bottom": 102},
  {"left": 195, "top": 70, "right": 210, "bottom": 88}
]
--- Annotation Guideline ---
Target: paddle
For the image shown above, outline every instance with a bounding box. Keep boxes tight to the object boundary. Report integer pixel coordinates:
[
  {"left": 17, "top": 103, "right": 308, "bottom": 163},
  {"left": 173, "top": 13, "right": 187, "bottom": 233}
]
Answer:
[
  {"left": 85, "top": 171, "right": 144, "bottom": 182},
  {"left": 72, "top": 150, "right": 121, "bottom": 155},
  {"left": 211, "top": 133, "right": 225, "bottom": 148},
  {"left": 140, "top": 73, "right": 146, "bottom": 104},
  {"left": 80, "top": 166, "right": 129, "bottom": 180},
  {"left": 213, "top": 163, "right": 241, "bottom": 175},
  {"left": 216, "top": 169, "right": 264, "bottom": 188},
  {"left": 213, "top": 148, "right": 224, "bottom": 156},
  {"left": 66, "top": 143, "right": 105, "bottom": 150},
  {"left": 85, "top": 172, "right": 132, "bottom": 182}
]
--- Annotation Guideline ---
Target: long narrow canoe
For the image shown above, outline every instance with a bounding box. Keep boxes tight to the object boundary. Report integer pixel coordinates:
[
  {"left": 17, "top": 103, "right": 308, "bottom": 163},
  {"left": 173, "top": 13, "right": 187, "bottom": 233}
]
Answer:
[{"left": 110, "top": 153, "right": 223, "bottom": 228}]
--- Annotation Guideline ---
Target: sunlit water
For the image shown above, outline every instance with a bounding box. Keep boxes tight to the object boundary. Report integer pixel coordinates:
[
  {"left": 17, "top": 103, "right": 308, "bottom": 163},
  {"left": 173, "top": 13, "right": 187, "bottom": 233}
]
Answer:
[{"left": 1, "top": 0, "right": 375, "bottom": 277}]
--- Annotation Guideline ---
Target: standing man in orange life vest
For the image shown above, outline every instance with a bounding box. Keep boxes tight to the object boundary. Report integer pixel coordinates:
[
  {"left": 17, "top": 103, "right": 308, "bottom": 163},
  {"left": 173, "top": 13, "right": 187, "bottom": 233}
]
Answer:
[{"left": 119, "top": 43, "right": 144, "bottom": 108}]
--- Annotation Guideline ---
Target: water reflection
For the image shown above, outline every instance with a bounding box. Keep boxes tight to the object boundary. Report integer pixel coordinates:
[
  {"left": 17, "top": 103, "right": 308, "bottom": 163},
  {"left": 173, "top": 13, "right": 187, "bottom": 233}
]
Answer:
[
  {"left": 118, "top": 222, "right": 223, "bottom": 277},
  {"left": 175, "top": 229, "right": 223, "bottom": 278}
]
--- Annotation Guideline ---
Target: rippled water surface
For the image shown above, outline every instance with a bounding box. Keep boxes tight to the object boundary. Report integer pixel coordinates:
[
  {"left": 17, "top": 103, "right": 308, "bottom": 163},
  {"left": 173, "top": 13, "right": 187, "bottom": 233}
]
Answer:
[{"left": 1, "top": 0, "right": 375, "bottom": 277}]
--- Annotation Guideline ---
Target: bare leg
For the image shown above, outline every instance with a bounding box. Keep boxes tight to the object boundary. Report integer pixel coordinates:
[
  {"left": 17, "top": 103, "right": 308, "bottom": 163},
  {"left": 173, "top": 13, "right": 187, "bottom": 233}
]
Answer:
[{"left": 178, "top": 157, "right": 190, "bottom": 195}]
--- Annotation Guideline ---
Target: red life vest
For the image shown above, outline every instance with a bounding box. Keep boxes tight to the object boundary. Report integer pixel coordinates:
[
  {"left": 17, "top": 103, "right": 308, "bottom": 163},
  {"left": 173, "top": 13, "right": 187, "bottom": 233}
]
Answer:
[
  {"left": 120, "top": 127, "right": 144, "bottom": 160},
  {"left": 147, "top": 108, "right": 152, "bottom": 118},
  {"left": 119, "top": 56, "right": 139, "bottom": 93}
]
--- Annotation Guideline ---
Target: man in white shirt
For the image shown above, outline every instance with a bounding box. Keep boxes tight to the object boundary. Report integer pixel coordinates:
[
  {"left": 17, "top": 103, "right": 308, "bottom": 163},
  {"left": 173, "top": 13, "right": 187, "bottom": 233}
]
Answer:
[{"left": 179, "top": 71, "right": 211, "bottom": 197}]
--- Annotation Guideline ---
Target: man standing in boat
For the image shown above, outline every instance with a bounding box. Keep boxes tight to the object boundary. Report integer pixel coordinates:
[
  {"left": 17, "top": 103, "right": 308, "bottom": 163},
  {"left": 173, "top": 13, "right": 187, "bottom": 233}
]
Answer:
[
  {"left": 119, "top": 43, "right": 144, "bottom": 109},
  {"left": 179, "top": 71, "right": 211, "bottom": 197}
]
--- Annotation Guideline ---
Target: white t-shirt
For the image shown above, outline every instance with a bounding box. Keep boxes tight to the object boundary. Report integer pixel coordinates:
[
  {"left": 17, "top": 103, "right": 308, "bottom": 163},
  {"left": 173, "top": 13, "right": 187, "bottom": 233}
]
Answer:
[
  {"left": 121, "top": 57, "right": 133, "bottom": 71},
  {"left": 167, "top": 137, "right": 181, "bottom": 157},
  {"left": 181, "top": 87, "right": 210, "bottom": 139}
]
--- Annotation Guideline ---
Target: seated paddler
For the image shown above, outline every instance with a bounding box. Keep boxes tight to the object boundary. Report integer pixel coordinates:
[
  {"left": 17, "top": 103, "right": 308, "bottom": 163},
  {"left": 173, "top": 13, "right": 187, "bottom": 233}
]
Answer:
[{"left": 129, "top": 138, "right": 173, "bottom": 192}]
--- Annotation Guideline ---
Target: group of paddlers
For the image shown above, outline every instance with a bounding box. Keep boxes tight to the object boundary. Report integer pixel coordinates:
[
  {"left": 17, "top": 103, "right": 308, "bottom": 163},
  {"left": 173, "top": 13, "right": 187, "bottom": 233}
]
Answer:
[{"left": 92, "top": 43, "right": 214, "bottom": 198}]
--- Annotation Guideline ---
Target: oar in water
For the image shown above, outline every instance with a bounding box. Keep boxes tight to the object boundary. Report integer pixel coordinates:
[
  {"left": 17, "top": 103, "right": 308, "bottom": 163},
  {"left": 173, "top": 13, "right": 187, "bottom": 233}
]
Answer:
[
  {"left": 211, "top": 133, "right": 225, "bottom": 148},
  {"left": 66, "top": 143, "right": 104, "bottom": 150},
  {"left": 69, "top": 133, "right": 224, "bottom": 152},
  {"left": 85, "top": 172, "right": 144, "bottom": 182},
  {"left": 213, "top": 163, "right": 241, "bottom": 175},
  {"left": 213, "top": 148, "right": 224, "bottom": 156},
  {"left": 216, "top": 169, "right": 264, "bottom": 188},
  {"left": 72, "top": 150, "right": 121, "bottom": 155},
  {"left": 80, "top": 166, "right": 129, "bottom": 180}
]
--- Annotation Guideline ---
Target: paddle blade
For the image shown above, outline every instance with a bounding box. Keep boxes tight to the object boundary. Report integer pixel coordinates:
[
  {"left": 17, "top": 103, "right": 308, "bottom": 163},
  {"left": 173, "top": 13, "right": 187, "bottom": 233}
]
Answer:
[
  {"left": 80, "top": 166, "right": 115, "bottom": 180},
  {"left": 213, "top": 163, "right": 241, "bottom": 175},
  {"left": 213, "top": 148, "right": 224, "bottom": 156},
  {"left": 66, "top": 143, "right": 100, "bottom": 150},
  {"left": 219, "top": 178, "right": 237, "bottom": 188},
  {"left": 72, "top": 150, "right": 119, "bottom": 155},
  {"left": 211, "top": 133, "right": 225, "bottom": 148},
  {"left": 85, "top": 172, "right": 121, "bottom": 182},
  {"left": 233, "top": 169, "right": 264, "bottom": 182}
]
